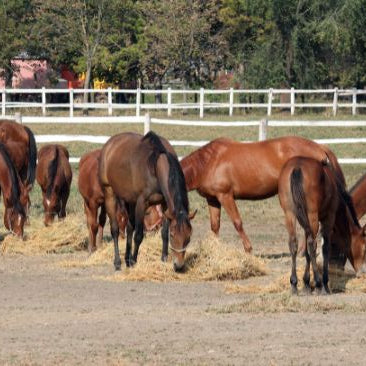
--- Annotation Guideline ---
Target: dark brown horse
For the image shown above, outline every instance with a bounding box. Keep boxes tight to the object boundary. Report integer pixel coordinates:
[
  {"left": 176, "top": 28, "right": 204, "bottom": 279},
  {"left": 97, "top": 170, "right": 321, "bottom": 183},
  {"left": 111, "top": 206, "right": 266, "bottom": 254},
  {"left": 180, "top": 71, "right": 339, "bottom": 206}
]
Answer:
[
  {"left": 180, "top": 136, "right": 343, "bottom": 253},
  {"left": 36, "top": 144, "right": 72, "bottom": 226},
  {"left": 0, "top": 143, "right": 27, "bottom": 238},
  {"left": 0, "top": 120, "right": 37, "bottom": 213},
  {"left": 99, "top": 131, "right": 195, "bottom": 271},
  {"left": 78, "top": 149, "right": 163, "bottom": 253},
  {"left": 278, "top": 157, "right": 366, "bottom": 294}
]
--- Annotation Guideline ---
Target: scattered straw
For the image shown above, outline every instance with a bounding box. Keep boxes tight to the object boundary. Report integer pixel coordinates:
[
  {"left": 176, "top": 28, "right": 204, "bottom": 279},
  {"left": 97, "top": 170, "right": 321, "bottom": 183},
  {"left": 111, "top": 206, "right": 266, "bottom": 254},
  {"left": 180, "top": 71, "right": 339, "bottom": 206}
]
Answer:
[
  {"left": 1, "top": 214, "right": 87, "bottom": 256},
  {"left": 61, "top": 232, "right": 267, "bottom": 282}
]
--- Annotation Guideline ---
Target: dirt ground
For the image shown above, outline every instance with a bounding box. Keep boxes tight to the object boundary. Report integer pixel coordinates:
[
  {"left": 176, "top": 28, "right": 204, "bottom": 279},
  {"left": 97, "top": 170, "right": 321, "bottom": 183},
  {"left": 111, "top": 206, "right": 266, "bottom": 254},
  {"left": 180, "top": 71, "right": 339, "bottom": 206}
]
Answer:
[{"left": 1, "top": 208, "right": 366, "bottom": 366}]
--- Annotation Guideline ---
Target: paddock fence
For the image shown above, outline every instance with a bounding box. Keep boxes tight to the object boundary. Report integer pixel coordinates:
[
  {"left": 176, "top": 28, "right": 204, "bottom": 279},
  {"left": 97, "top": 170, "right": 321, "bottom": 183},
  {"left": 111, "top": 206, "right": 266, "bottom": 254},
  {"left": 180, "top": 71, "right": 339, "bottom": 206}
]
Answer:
[
  {"left": 2, "top": 87, "right": 366, "bottom": 118},
  {"left": 5, "top": 113, "right": 366, "bottom": 165}
]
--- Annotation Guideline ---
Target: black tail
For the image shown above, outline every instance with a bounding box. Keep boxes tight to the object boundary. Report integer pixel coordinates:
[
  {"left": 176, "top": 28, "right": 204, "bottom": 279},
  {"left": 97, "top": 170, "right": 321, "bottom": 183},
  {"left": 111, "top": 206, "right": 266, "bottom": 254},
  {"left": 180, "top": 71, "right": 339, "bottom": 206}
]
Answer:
[
  {"left": 290, "top": 168, "right": 311, "bottom": 235},
  {"left": 46, "top": 146, "right": 59, "bottom": 198},
  {"left": 24, "top": 126, "right": 37, "bottom": 186}
]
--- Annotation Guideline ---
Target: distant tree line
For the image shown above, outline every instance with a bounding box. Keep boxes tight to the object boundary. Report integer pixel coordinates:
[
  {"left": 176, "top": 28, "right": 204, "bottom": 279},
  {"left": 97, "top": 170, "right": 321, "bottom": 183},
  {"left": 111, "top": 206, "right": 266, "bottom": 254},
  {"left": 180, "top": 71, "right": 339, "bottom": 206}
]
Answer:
[{"left": 1, "top": 0, "right": 366, "bottom": 90}]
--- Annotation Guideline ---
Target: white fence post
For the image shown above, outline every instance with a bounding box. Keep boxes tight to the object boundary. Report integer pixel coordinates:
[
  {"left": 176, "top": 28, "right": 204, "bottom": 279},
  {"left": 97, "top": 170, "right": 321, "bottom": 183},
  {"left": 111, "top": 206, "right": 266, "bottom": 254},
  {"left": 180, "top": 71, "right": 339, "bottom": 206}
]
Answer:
[
  {"left": 199, "top": 88, "right": 204, "bottom": 118},
  {"left": 144, "top": 113, "right": 151, "bottom": 135},
  {"left": 42, "top": 87, "right": 46, "bottom": 116},
  {"left": 1, "top": 89, "right": 5, "bottom": 117},
  {"left": 167, "top": 87, "right": 172, "bottom": 117},
  {"left": 259, "top": 118, "right": 268, "bottom": 141},
  {"left": 229, "top": 87, "right": 234, "bottom": 116},
  {"left": 136, "top": 88, "right": 141, "bottom": 117},
  {"left": 290, "top": 87, "right": 295, "bottom": 115},
  {"left": 352, "top": 88, "right": 357, "bottom": 115},
  {"left": 69, "top": 89, "right": 74, "bottom": 118},
  {"left": 267, "top": 88, "right": 273, "bottom": 116},
  {"left": 333, "top": 87, "right": 338, "bottom": 116},
  {"left": 15, "top": 112, "right": 22, "bottom": 124},
  {"left": 108, "top": 87, "right": 113, "bottom": 116}
]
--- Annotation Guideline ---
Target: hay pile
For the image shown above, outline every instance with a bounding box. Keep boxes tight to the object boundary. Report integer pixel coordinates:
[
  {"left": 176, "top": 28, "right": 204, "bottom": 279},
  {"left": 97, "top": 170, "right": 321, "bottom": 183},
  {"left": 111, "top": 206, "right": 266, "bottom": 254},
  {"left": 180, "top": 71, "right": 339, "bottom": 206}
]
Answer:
[
  {"left": 62, "top": 232, "right": 267, "bottom": 282},
  {"left": 1, "top": 214, "right": 87, "bottom": 256}
]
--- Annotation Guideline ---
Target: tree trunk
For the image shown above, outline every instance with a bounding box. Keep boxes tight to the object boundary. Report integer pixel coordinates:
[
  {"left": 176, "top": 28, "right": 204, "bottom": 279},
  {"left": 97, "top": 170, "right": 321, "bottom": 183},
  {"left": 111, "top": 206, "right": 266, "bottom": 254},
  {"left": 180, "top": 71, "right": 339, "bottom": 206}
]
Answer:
[{"left": 83, "top": 60, "right": 92, "bottom": 116}]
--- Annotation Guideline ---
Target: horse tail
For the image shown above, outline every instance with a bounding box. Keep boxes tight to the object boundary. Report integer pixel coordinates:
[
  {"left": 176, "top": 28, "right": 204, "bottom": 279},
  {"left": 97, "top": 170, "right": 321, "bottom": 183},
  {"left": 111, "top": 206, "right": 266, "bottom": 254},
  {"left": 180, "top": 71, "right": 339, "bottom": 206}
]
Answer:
[
  {"left": 46, "top": 146, "right": 59, "bottom": 198},
  {"left": 323, "top": 150, "right": 361, "bottom": 228},
  {"left": 24, "top": 126, "right": 37, "bottom": 186},
  {"left": 290, "top": 167, "right": 311, "bottom": 235},
  {"left": 0, "top": 143, "right": 25, "bottom": 215}
]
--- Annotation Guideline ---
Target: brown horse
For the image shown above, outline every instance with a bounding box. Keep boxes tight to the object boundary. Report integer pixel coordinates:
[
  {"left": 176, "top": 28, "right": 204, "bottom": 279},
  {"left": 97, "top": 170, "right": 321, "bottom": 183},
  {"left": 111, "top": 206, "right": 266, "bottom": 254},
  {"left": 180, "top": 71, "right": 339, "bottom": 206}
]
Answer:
[
  {"left": 99, "top": 131, "right": 195, "bottom": 271},
  {"left": 180, "top": 136, "right": 343, "bottom": 252},
  {"left": 78, "top": 149, "right": 163, "bottom": 253},
  {"left": 278, "top": 157, "right": 366, "bottom": 294},
  {"left": 0, "top": 120, "right": 37, "bottom": 213},
  {"left": 0, "top": 143, "right": 27, "bottom": 238},
  {"left": 349, "top": 172, "right": 366, "bottom": 219},
  {"left": 36, "top": 144, "right": 72, "bottom": 226}
]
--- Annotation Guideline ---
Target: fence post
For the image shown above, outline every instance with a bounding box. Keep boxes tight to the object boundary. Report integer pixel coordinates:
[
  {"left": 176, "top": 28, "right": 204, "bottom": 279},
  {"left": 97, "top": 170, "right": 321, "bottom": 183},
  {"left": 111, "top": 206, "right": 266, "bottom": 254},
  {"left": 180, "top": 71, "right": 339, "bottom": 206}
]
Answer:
[
  {"left": 333, "top": 87, "right": 338, "bottom": 116},
  {"left": 267, "top": 88, "right": 273, "bottom": 116},
  {"left": 144, "top": 113, "right": 151, "bottom": 135},
  {"left": 41, "top": 87, "right": 46, "bottom": 116},
  {"left": 108, "top": 87, "right": 113, "bottom": 116},
  {"left": 199, "top": 87, "right": 204, "bottom": 118},
  {"left": 69, "top": 89, "right": 74, "bottom": 118},
  {"left": 229, "top": 87, "right": 234, "bottom": 116},
  {"left": 290, "top": 87, "right": 295, "bottom": 115},
  {"left": 259, "top": 118, "right": 268, "bottom": 141},
  {"left": 167, "top": 87, "right": 172, "bottom": 117},
  {"left": 1, "top": 89, "right": 5, "bottom": 117},
  {"left": 136, "top": 88, "right": 141, "bottom": 117},
  {"left": 352, "top": 88, "right": 357, "bottom": 116},
  {"left": 15, "top": 112, "right": 22, "bottom": 124}
]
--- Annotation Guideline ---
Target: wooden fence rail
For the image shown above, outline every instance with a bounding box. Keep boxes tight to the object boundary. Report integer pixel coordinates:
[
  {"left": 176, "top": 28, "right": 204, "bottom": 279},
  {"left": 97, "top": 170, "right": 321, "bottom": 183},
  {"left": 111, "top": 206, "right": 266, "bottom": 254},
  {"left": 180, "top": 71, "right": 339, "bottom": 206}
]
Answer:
[{"left": 2, "top": 87, "right": 366, "bottom": 118}]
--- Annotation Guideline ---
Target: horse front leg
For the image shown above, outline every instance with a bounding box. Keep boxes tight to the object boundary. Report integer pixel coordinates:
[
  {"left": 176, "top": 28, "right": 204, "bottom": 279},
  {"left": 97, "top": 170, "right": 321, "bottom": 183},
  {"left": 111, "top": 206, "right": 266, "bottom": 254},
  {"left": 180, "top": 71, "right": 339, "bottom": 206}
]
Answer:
[
  {"left": 161, "top": 217, "right": 169, "bottom": 262},
  {"left": 132, "top": 198, "right": 145, "bottom": 264},
  {"left": 104, "top": 187, "right": 121, "bottom": 271},
  {"left": 84, "top": 202, "right": 98, "bottom": 253},
  {"left": 217, "top": 193, "right": 252, "bottom": 252},
  {"left": 97, "top": 204, "right": 106, "bottom": 247},
  {"left": 207, "top": 196, "right": 221, "bottom": 235}
]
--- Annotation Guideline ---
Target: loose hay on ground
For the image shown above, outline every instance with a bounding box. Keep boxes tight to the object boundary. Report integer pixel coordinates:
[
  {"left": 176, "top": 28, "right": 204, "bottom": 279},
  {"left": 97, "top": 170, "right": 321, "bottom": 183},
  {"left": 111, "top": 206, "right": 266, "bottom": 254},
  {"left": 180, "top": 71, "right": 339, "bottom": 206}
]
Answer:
[
  {"left": 61, "top": 232, "right": 267, "bottom": 282},
  {"left": 1, "top": 214, "right": 87, "bottom": 256}
]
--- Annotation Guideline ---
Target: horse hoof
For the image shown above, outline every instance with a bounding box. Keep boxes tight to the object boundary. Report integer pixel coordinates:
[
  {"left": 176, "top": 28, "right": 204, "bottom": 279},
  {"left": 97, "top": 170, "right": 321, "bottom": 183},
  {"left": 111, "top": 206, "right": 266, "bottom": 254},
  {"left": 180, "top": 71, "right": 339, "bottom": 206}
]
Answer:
[
  {"left": 291, "top": 287, "right": 298, "bottom": 296},
  {"left": 321, "top": 286, "right": 330, "bottom": 295},
  {"left": 114, "top": 262, "right": 122, "bottom": 271},
  {"left": 125, "top": 259, "right": 136, "bottom": 267},
  {"left": 301, "top": 286, "right": 312, "bottom": 295},
  {"left": 161, "top": 255, "right": 168, "bottom": 262}
]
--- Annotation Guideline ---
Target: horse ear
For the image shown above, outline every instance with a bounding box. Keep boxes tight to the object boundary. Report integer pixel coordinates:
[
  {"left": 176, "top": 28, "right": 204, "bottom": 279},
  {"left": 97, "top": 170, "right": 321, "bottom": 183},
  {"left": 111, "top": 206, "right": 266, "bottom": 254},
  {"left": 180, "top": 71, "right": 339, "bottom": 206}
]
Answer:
[{"left": 188, "top": 209, "right": 197, "bottom": 220}]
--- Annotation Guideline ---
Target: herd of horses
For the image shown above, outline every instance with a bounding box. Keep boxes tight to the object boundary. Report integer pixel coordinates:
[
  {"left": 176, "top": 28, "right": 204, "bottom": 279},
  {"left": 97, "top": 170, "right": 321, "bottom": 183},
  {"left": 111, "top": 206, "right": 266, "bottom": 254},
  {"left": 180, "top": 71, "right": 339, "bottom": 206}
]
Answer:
[{"left": 1, "top": 118, "right": 366, "bottom": 294}]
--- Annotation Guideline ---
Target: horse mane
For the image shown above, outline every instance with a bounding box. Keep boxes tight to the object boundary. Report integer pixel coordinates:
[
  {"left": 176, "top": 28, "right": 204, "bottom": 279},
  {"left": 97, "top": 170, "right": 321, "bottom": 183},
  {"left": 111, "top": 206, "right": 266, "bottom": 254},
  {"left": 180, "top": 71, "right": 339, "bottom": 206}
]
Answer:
[
  {"left": 142, "top": 131, "right": 189, "bottom": 226},
  {"left": 46, "top": 146, "right": 59, "bottom": 198},
  {"left": 180, "top": 139, "right": 223, "bottom": 190},
  {"left": 0, "top": 143, "right": 25, "bottom": 215},
  {"left": 24, "top": 126, "right": 37, "bottom": 186}
]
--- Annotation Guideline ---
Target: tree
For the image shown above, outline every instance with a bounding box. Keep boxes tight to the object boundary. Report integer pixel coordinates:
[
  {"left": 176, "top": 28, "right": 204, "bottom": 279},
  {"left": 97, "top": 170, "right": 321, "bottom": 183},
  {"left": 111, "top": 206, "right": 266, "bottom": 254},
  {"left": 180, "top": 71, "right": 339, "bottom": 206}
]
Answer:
[{"left": 0, "top": 0, "right": 35, "bottom": 87}]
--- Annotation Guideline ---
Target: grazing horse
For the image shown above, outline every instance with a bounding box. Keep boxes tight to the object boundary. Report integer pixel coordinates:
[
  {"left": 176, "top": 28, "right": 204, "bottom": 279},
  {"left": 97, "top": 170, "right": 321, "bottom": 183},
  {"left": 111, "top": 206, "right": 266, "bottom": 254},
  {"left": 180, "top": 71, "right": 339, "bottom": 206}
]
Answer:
[
  {"left": 99, "top": 131, "right": 194, "bottom": 271},
  {"left": 349, "top": 172, "right": 366, "bottom": 219},
  {"left": 0, "top": 143, "right": 26, "bottom": 238},
  {"left": 278, "top": 157, "right": 366, "bottom": 294},
  {"left": 0, "top": 120, "right": 37, "bottom": 213},
  {"left": 36, "top": 144, "right": 72, "bottom": 226},
  {"left": 180, "top": 136, "right": 343, "bottom": 253},
  {"left": 78, "top": 149, "right": 163, "bottom": 253}
]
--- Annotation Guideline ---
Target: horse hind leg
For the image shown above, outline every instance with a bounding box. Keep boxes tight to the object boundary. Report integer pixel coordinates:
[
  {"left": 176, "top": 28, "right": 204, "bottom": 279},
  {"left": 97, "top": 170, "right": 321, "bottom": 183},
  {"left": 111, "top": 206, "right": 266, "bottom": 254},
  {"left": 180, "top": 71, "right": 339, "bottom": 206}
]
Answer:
[
  {"left": 161, "top": 217, "right": 169, "bottom": 262},
  {"left": 132, "top": 198, "right": 146, "bottom": 264},
  {"left": 217, "top": 193, "right": 252, "bottom": 252},
  {"left": 96, "top": 204, "right": 106, "bottom": 247},
  {"left": 84, "top": 202, "right": 98, "bottom": 253},
  {"left": 207, "top": 197, "right": 221, "bottom": 235},
  {"left": 285, "top": 211, "right": 298, "bottom": 294}
]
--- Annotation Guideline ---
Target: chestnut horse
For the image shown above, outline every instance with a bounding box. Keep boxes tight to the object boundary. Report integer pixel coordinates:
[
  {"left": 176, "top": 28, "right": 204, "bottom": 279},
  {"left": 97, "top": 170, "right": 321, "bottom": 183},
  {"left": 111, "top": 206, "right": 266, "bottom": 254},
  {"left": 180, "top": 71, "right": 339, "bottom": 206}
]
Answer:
[
  {"left": 0, "top": 143, "right": 27, "bottom": 238},
  {"left": 278, "top": 157, "right": 366, "bottom": 294},
  {"left": 78, "top": 149, "right": 163, "bottom": 253},
  {"left": 180, "top": 136, "right": 343, "bottom": 252},
  {"left": 99, "top": 131, "right": 194, "bottom": 271},
  {"left": 0, "top": 120, "right": 37, "bottom": 212},
  {"left": 349, "top": 172, "right": 366, "bottom": 219},
  {"left": 36, "top": 144, "right": 72, "bottom": 226}
]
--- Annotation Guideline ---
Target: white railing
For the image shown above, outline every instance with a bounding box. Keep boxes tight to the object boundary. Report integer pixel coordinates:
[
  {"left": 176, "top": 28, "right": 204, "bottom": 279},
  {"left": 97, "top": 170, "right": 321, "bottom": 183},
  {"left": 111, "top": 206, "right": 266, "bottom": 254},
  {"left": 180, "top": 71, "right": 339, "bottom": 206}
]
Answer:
[
  {"left": 1, "top": 87, "right": 366, "bottom": 118},
  {"left": 7, "top": 113, "right": 364, "bottom": 165}
]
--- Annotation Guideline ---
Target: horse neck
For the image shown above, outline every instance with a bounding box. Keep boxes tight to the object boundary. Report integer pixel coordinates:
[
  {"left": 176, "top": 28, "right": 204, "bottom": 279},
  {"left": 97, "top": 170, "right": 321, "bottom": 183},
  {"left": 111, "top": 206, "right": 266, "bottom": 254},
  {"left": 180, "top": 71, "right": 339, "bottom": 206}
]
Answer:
[
  {"left": 350, "top": 174, "right": 366, "bottom": 219},
  {"left": 180, "top": 154, "right": 200, "bottom": 191},
  {"left": 0, "top": 152, "right": 20, "bottom": 208}
]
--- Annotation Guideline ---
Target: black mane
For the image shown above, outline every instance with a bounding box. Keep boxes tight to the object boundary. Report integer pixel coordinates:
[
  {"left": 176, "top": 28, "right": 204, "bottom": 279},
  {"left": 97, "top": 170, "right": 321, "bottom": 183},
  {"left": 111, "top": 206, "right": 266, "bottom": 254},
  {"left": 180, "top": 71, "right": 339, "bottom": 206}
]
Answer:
[
  {"left": 143, "top": 131, "right": 189, "bottom": 226},
  {"left": 24, "top": 126, "right": 37, "bottom": 186}
]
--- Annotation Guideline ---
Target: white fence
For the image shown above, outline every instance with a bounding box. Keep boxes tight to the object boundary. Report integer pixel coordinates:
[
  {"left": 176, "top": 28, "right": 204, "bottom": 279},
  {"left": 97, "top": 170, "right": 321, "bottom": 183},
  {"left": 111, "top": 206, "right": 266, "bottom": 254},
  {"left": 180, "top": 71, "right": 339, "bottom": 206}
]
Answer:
[
  {"left": 2, "top": 87, "right": 366, "bottom": 118},
  {"left": 8, "top": 113, "right": 366, "bottom": 165}
]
